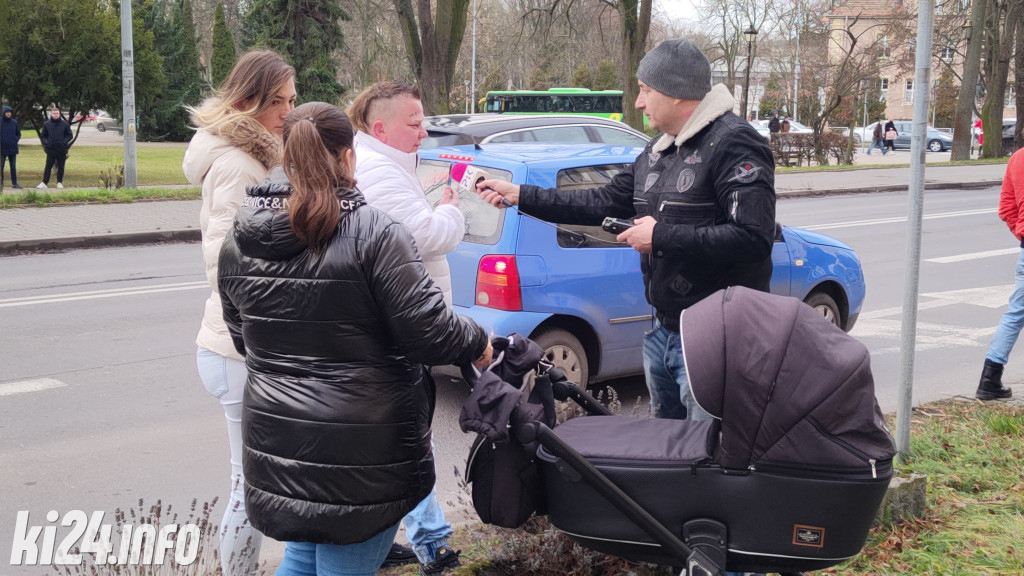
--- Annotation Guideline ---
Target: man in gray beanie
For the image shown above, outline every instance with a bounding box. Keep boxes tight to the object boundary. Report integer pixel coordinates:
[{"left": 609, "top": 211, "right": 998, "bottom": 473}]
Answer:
[{"left": 475, "top": 38, "right": 776, "bottom": 425}]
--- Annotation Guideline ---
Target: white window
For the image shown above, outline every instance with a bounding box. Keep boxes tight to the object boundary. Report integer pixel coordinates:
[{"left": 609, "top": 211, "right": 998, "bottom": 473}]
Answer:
[
  {"left": 904, "top": 79, "right": 914, "bottom": 103},
  {"left": 880, "top": 78, "right": 889, "bottom": 101},
  {"left": 939, "top": 45, "right": 954, "bottom": 61},
  {"left": 878, "top": 34, "right": 890, "bottom": 59},
  {"left": 1007, "top": 87, "right": 1017, "bottom": 108}
]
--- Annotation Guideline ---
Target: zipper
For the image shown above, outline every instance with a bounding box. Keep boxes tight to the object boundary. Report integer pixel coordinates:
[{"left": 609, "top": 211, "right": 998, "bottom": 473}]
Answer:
[
  {"left": 749, "top": 459, "right": 891, "bottom": 481},
  {"left": 659, "top": 199, "right": 715, "bottom": 211},
  {"left": 807, "top": 416, "right": 884, "bottom": 479},
  {"left": 575, "top": 456, "right": 715, "bottom": 469}
]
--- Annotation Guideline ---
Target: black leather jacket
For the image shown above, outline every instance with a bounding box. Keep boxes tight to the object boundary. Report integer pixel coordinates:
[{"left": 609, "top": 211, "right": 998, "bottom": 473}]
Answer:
[
  {"left": 218, "top": 168, "right": 488, "bottom": 545},
  {"left": 518, "top": 111, "right": 776, "bottom": 331}
]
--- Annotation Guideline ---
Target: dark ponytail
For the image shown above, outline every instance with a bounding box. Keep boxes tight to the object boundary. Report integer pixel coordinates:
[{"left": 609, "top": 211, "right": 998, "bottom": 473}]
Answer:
[{"left": 281, "top": 102, "right": 356, "bottom": 252}]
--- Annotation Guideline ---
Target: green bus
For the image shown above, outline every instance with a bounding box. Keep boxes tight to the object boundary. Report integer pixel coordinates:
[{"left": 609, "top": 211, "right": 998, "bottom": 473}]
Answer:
[{"left": 484, "top": 88, "right": 626, "bottom": 121}]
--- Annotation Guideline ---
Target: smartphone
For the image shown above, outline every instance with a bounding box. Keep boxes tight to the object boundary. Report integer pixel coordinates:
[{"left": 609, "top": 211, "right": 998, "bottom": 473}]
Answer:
[{"left": 602, "top": 217, "right": 635, "bottom": 234}]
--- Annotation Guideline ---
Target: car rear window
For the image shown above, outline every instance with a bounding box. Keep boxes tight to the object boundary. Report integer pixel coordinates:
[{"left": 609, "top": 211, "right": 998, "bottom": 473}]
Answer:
[
  {"left": 422, "top": 132, "right": 463, "bottom": 149},
  {"left": 553, "top": 164, "right": 630, "bottom": 248},
  {"left": 417, "top": 159, "right": 511, "bottom": 245}
]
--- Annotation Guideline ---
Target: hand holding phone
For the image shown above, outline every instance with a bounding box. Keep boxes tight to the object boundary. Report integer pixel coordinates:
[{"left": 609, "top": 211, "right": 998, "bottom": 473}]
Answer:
[{"left": 602, "top": 217, "right": 635, "bottom": 235}]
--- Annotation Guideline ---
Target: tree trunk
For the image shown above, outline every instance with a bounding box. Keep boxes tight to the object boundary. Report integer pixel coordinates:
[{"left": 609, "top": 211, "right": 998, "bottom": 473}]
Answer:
[
  {"left": 982, "top": 0, "right": 1020, "bottom": 157},
  {"left": 1016, "top": 10, "right": 1024, "bottom": 150},
  {"left": 393, "top": 0, "right": 469, "bottom": 115},
  {"left": 618, "top": 0, "right": 651, "bottom": 131},
  {"left": 951, "top": 0, "right": 987, "bottom": 160}
]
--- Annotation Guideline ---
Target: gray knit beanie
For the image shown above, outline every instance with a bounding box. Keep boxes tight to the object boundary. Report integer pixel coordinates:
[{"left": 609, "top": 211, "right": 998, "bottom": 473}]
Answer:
[{"left": 636, "top": 39, "right": 712, "bottom": 101}]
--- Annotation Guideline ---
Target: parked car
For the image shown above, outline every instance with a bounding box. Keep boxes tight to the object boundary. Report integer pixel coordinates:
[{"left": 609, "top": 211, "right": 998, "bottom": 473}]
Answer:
[
  {"left": 94, "top": 112, "right": 122, "bottom": 134},
  {"left": 758, "top": 118, "right": 813, "bottom": 134},
  {"left": 421, "top": 114, "right": 649, "bottom": 149},
  {"left": 1001, "top": 119, "right": 1019, "bottom": 154},
  {"left": 420, "top": 143, "right": 866, "bottom": 387},
  {"left": 749, "top": 121, "right": 770, "bottom": 140},
  {"left": 854, "top": 121, "right": 952, "bottom": 151}
]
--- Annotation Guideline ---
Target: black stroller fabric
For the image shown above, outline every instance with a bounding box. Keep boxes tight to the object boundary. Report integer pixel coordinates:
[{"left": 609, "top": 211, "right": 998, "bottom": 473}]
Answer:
[
  {"left": 460, "top": 334, "right": 554, "bottom": 528},
  {"left": 681, "top": 286, "right": 896, "bottom": 470}
]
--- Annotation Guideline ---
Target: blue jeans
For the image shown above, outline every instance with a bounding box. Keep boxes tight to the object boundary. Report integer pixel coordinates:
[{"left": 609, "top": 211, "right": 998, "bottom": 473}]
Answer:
[
  {"left": 405, "top": 486, "right": 452, "bottom": 563},
  {"left": 196, "top": 348, "right": 261, "bottom": 576},
  {"left": 643, "top": 322, "right": 711, "bottom": 421},
  {"left": 275, "top": 523, "right": 400, "bottom": 576},
  {"left": 987, "top": 247, "right": 1024, "bottom": 365},
  {"left": 867, "top": 139, "right": 887, "bottom": 155}
]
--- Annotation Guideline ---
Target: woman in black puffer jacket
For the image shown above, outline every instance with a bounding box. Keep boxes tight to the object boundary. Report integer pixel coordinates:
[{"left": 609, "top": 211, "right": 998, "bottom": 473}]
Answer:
[{"left": 218, "top": 102, "right": 491, "bottom": 576}]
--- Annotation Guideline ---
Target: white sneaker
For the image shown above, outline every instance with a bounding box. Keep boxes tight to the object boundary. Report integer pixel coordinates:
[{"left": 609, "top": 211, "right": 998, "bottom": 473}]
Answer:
[
  {"left": 57, "top": 182, "right": 64, "bottom": 189},
  {"left": 36, "top": 182, "right": 47, "bottom": 189}
]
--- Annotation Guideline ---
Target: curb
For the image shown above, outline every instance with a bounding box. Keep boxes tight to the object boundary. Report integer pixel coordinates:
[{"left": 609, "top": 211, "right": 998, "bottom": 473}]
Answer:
[
  {"left": 0, "top": 229, "right": 200, "bottom": 254},
  {"left": 0, "top": 179, "right": 1003, "bottom": 253}
]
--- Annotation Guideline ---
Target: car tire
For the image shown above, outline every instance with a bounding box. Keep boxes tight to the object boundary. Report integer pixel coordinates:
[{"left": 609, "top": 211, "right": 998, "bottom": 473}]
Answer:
[
  {"left": 97, "top": 124, "right": 106, "bottom": 133},
  {"left": 804, "top": 292, "right": 842, "bottom": 330},
  {"left": 928, "top": 139, "right": 943, "bottom": 152},
  {"left": 532, "top": 328, "right": 589, "bottom": 389}
]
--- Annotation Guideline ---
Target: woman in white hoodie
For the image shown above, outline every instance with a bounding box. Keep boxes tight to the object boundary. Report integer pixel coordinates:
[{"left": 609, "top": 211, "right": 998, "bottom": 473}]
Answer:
[{"left": 182, "top": 49, "right": 295, "bottom": 576}]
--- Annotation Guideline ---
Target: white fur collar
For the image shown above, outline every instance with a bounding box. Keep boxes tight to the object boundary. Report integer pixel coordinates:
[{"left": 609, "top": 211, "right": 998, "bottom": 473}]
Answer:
[{"left": 652, "top": 84, "right": 737, "bottom": 153}]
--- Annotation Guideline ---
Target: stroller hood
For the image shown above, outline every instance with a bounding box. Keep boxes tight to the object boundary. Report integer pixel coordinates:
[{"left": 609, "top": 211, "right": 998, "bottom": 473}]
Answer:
[{"left": 681, "top": 287, "right": 895, "bottom": 471}]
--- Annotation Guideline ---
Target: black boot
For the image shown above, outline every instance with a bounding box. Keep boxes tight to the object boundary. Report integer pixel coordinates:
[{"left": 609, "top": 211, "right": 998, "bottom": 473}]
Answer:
[{"left": 976, "top": 359, "right": 1012, "bottom": 400}]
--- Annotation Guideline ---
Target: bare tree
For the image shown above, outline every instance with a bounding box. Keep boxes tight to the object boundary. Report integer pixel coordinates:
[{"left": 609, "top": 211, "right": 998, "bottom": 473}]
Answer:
[
  {"left": 952, "top": 0, "right": 987, "bottom": 159},
  {"left": 393, "top": 0, "right": 471, "bottom": 114},
  {"left": 981, "top": 0, "right": 1021, "bottom": 157}
]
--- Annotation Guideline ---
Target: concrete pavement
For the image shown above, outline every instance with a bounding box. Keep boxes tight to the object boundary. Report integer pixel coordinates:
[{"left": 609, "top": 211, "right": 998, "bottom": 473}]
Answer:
[{"left": 0, "top": 160, "right": 1008, "bottom": 253}]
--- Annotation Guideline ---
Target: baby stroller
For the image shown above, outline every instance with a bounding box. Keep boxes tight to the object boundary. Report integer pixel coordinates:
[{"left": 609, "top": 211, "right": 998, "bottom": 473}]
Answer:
[{"left": 460, "top": 286, "right": 897, "bottom": 576}]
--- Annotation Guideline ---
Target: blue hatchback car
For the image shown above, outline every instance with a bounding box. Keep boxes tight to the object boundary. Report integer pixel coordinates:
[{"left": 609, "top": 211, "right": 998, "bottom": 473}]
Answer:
[{"left": 418, "top": 143, "right": 865, "bottom": 387}]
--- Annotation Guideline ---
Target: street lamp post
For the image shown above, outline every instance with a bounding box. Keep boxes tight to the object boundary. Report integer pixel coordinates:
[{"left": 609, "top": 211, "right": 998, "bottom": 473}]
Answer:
[
  {"left": 741, "top": 24, "right": 758, "bottom": 120},
  {"left": 464, "top": 79, "right": 470, "bottom": 114}
]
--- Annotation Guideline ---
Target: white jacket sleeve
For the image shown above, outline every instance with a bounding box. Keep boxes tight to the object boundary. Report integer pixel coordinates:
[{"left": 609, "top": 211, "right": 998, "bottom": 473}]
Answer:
[{"left": 359, "top": 159, "right": 465, "bottom": 259}]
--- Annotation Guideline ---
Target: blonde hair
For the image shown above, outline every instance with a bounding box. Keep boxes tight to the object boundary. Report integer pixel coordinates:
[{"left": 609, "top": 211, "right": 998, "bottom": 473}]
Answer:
[
  {"left": 282, "top": 102, "right": 357, "bottom": 252},
  {"left": 346, "top": 81, "right": 420, "bottom": 133},
  {"left": 189, "top": 49, "right": 295, "bottom": 131}
]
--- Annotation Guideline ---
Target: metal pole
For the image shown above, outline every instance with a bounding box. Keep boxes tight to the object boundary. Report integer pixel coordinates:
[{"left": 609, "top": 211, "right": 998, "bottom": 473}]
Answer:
[
  {"left": 120, "top": 0, "right": 138, "bottom": 188},
  {"left": 742, "top": 40, "right": 753, "bottom": 119},
  {"left": 470, "top": 0, "right": 477, "bottom": 114},
  {"left": 793, "top": 0, "right": 800, "bottom": 123},
  {"left": 862, "top": 81, "right": 868, "bottom": 147},
  {"left": 896, "top": 0, "right": 934, "bottom": 464}
]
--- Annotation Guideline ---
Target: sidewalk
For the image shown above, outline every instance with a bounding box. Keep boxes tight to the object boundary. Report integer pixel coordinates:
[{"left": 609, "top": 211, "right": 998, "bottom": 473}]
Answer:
[{"left": 0, "top": 161, "right": 1007, "bottom": 252}]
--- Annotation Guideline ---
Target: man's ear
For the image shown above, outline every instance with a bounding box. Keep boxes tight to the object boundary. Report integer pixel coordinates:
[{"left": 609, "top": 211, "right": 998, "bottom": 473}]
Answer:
[{"left": 371, "top": 119, "right": 387, "bottom": 141}]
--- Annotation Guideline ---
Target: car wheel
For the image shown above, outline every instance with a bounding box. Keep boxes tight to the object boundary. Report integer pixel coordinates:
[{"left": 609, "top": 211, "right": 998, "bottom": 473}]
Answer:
[
  {"left": 804, "top": 292, "right": 842, "bottom": 330},
  {"left": 97, "top": 124, "right": 106, "bottom": 132},
  {"left": 928, "top": 139, "right": 943, "bottom": 152},
  {"left": 532, "top": 328, "right": 589, "bottom": 389}
]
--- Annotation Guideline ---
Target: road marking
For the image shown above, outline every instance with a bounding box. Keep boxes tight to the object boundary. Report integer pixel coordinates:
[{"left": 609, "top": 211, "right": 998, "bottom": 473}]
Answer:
[
  {"left": 925, "top": 247, "right": 1019, "bottom": 264},
  {"left": 0, "top": 281, "right": 208, "bottom": 308},
  {"left": 852, "top": 285, "right": 1011, "bottom": 354},
  {"left": 0, "top": 378, "right": 67, "bottom": 397},
  {"left": 803, "top": 208, "right": 996, "bottom": 231}
]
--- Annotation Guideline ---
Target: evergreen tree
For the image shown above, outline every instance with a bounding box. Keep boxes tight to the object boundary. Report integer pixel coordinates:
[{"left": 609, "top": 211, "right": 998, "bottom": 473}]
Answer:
[
  {"left": 147, "top": 0, "right": 205, "bottom": 140},
  {"left": 243, "top": 0, "right": 349, "bottom": 105},
  {"left": 571, "top": 63, "right": 593, "bottom": 89},
  {"left": 592, "top": 60, "right": 619, "bottom": 91},
  {"left": 211, "top": 2, "right": 236, "bottom": 87}
]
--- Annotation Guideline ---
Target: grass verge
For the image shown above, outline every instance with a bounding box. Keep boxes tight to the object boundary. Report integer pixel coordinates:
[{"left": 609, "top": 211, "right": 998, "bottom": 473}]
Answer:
[
  {"left": 0, "top": 187, "right": 200, "bottom": 208},
  {"left": 4, "top": 145, "right": 189, "bottom": 187},
  {"left": 379, "top": 399, "right": 1023, "bottom": 576}
]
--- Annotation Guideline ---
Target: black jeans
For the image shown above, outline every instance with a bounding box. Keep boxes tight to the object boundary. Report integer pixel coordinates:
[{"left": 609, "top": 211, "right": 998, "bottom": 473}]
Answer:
[
  {"left": 43, "top": 151, "right": 67, "bottom": 184},
  {"left": 1, "top": 153, "right": 16, "bottom": 186}
]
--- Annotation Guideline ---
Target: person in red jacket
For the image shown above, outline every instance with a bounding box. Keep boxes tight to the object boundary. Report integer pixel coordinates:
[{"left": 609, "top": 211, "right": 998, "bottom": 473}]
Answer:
[{"left": 977, "top": 147, "right": 1024, "bottom": 400}]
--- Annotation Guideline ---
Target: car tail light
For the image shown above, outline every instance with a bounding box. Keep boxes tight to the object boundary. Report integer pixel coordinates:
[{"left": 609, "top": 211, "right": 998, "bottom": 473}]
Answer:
[{"left": 476, "top": 255, "right": 522, "bottom": 311}]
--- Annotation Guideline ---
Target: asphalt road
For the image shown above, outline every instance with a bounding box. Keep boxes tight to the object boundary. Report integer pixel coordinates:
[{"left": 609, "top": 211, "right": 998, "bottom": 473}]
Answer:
[{"left": 0, "top": 184, "right": 1013, "bottom": 572}]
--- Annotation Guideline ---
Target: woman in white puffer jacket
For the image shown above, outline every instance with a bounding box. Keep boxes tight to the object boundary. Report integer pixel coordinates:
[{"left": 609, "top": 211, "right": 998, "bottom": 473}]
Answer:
[{"left": 181, "top": 49, "right": 295, "bottom": 576}]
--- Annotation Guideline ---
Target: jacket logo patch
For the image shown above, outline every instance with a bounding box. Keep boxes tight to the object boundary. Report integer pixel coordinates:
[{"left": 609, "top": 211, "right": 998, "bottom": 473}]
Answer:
[
  {"left": 648, "top": 151, "right": 662, "bottom": 167},
  {"left": 644, "top": 172, "right": 661, "bottom": 192},
  {"left": 792, "top": 525, "right": 825, "bottom": 548},
  {"left": 727, "top": 161, "right": 763, "bottom": 183},
  {"left": 683, "top": 150, "right": 702, "bottom": 164},
  {"left": 677, "top": 169, "right": 696, "bottom": 192}
]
